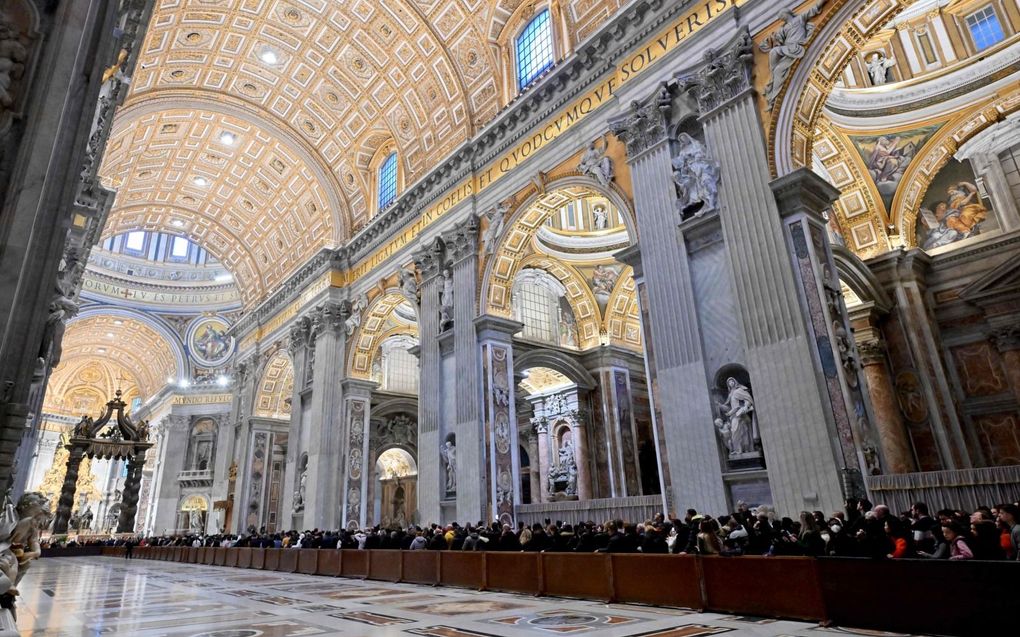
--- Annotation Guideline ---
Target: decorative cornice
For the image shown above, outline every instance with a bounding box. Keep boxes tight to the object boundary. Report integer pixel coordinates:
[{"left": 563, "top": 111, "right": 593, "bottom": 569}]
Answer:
[
  {"left": 412, "top": 238, "right": 446, "bottom": 281},
  {"left": 311, "top": 301, "right": 347, "bottom": 338}
]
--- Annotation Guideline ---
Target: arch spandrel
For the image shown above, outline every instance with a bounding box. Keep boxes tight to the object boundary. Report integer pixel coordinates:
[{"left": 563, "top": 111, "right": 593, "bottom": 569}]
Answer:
[{"left": 349, "top": 291, "right": 419, "bottom": 380}]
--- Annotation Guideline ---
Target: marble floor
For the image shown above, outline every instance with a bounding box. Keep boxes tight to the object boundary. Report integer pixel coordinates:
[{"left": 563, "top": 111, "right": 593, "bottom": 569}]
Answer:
[{"left": 12, "top": 557, "right": 923, "bottom": 637}]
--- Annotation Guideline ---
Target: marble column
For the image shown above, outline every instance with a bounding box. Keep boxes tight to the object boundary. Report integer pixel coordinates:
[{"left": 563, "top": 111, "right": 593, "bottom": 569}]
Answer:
[
  {"left": 52, "top": 446, "right": 84, "bottom": 534},
  {"left": 413, "top": 239, "right": 445, "bottom": 524},
  {"left": 279, "top": 317, "right": 311, "bottom": 526},
  {"left": 153, "top": 415, "right": 190, "bottom": 534},
  {"left": 534, "top": 417, "right": 551, "bottom": 502},
  {"left": 304, "top": 302, "right": 348, "bottom": 530},
  {"left": 340, "top": 379, "right": 375, "bottom": 529},
  {"left": 526, "top": 427, "right": 541, "bottom": 504},
  {"left": 228, "top": 357, "right": 258, "bottom": 533},
  {"left": 858, "top": 340, "right": 916, "bottom": 474},
  {"left": 444, "top": 217, "right": 486, "bottom": 522},
  {"left": 609, "top": 87, "right": 726, "bottom": 515},
  {"left": 476, "top": 316, "right": 524, "bottom": 526},
  {"left": 571, "top": 412, "right": 593, "bottom": 501}
]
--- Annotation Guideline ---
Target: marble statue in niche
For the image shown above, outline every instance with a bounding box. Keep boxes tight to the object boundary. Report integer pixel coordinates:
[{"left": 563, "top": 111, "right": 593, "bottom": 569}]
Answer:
[
  {"left": 714, "top": 377, "right": 760, "bottom": 460},
  {"left": 759, "top": 0, "right": 828, "bottom": 110},
  {"left": 482, "top": 202, "right": 509, "bottom": 256},
  {"left": 293, "top": 470, "right": 306, "bottom": 512},
  {"left": 866, "top": 51, "right": 896, "bottom": 86},
  {"left": 439, "top": 268, "right": 454, "bottom": 332},
  {"left": 188, "top": 509, "right": 202, "bottom": 534},
  {"left": 578, "top": 137, "right": 614, "bottom": 187},
  {"left": 345, "top": 293, "right": 368, "bottom": 336},
  {"left": 672, "top": 133, "right": 720, "bottom": 219},
  {"left": 440, "top": 439, "right": 456, "bottom": 495},
  {"left": 548, "top": 429, "right": 579, "bottom": 499},
  {"left": 592, "top": 204, "right": 609, "bottom": 230}
]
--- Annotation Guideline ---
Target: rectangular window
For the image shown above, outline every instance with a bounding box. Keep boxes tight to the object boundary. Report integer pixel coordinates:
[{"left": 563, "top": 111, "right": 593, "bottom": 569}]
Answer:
[
  {"left": 384, "top": 347, "right": 419, "bottom": 394},
  {"left": 124, "top": 231, "right": 146, "bottom": 253},
  {"left": 170, "top": 236, "right": 190, "bottom": 258},
  {"left": 516, "top": 10, "right": 555, "bottom": 90},
  {"left": 965, "top": 6, "right": 1005, "bottom": 51},
  {"left": 378, "top": 153, "right": 398, "bottom": 211}
]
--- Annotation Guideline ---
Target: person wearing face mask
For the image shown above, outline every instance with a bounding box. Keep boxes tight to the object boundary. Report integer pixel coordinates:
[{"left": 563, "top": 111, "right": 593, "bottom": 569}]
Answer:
[{"left": 825, "top": 517, "right": 856, "bottom": 556}]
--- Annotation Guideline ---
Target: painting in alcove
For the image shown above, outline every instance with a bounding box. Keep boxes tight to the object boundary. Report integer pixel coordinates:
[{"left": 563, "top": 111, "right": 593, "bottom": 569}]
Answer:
[
  {"left": 916, "top": 158, "right": 999, "bottom": 250},
  {"left": 850, "top": 124, "right": 940, "bottom": 210}
]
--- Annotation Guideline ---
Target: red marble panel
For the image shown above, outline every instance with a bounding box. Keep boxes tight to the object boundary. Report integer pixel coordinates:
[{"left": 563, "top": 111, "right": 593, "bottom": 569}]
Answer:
[
  {"left": 974, "top": 412, "right": 1020, "bottom": 465},
  {"left": 951, "top": 342, "right": 1007, "bottom": 397}
]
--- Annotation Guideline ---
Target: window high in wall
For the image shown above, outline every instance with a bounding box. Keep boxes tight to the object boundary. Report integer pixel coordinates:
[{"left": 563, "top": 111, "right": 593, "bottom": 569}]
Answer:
[
  {"left": 965, "top": 6, "right": 1005, "bottom": 51},
  {"left": 516, "top": 9, "right": 555, "bottom": 90},
  {"left": 378, "top": 152, "right": 399, "bottom": 211}
]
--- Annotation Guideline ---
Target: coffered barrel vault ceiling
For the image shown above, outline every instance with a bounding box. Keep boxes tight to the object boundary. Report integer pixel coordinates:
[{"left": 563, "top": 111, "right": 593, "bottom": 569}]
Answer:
[{"left": 99, "top": 0, "right": 630, "bottom": 308}]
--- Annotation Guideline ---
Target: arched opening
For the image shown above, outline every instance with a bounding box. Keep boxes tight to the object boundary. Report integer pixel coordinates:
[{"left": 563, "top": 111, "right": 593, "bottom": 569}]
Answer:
[
  {"left": 177, "top": 494, "right": 208, "bottom": 535},
  {"left": 374, "top": 447, "right": 417, "bottom": 529}
]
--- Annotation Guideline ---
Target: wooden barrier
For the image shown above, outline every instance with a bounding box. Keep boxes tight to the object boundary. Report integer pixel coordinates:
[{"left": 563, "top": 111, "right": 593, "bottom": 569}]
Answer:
[
  {"left": 439, "top": 551, "right": 484, "bottom": 590},
  {"left": 401, "top": 551, "right": 439, "bottom": 585},
  {"left": 278, "top": 549, "right": 299, "bottom": 573},
  {"left": 340, "top": 549, "right": 368, "bottom": 578},
  {"left": 817, "top": 557, "right": 1014, "bottom": 637},
  {"left": 297, "top": 549, "right": 318, "bottom": 574},
  {"left": 317, "top": 550, "right": 341, "bottom": 576},
  {"left": 486, "top": 552, "right": 541, "bottom": 594},
  {"left": 368, "top": 550, "right": 402, "bottom": 582},
  {"left": 264, "top": 548, "right": 281, "bottom": 571},
  {"left": 612, "top": 554, "right": 702, "bottom": 608},
  {"left": 93, "top": 547, "right": 1011, "bottom": 635},
  {"left": 542, "top": 553, "right": 612, "bottom": 601},
  {"left": 702, "top": 556, "right": 826, "bottom": 621}
]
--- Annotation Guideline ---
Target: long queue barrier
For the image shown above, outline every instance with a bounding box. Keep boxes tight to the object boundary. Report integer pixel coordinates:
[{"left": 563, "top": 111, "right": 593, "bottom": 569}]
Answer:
[{"left": 95, "top": 546, "right": 1013, "bottom": 636}]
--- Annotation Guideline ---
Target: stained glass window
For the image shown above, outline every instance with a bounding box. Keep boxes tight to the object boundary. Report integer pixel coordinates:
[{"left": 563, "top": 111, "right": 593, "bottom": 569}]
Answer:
[
  {"left": 516, "top": 10, "right": 554, "bottom": 90},
  {"left": 378, "top": 152, "right": 398, "bottom": 211}
]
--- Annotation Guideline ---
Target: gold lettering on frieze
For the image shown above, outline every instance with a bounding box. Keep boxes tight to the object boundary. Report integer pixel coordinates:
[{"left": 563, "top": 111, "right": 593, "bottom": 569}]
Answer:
[
  {"left": 81, "top": 278, "right": 240, "bottom": 306},
  {"left": 171, "top": 394, "right": 232, "bottom": 405}
]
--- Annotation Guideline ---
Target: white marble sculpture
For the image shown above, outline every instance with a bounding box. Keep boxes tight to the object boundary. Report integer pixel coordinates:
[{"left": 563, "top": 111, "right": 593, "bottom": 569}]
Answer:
[
  {"left": 441, "top": 441, "right": 456, "bottom": 493},
  {"left": 399, "top": 267, "right": 418, "bottom": 301},
  {"left": 0, "top": 14, "right": 28, "bottom": 110},
  {"left": 715, "top": 377, "right": 757, "bottom": 457},
  {"left": 592, "top": 204, "right": 608, "bottom": 230},
  {"left": 344, "top": 293, "right": 368, "bottom": 336},
  {"left": 759, "top": 0, "right": 828, "bottom": 110},
  {"left": 439, "top": 268, "right": 454, "bottom": 331},
  {"left": 866, "top": 51, "right": 896, "bottom": 86},
  {"left": 482, "top": 202, "right": 509, "bottom": 256},
  {"left": 578, "top": 138, "right": 614, "bottom": 187},
  {"left": 293, "top": 470, "right": 306, "bottom": 512},
  {"left": 672, "top": 133, "right": 720, "bottom": 218},
  {"left": 0, "top": 492, "right": 50, "bottom": 603}
]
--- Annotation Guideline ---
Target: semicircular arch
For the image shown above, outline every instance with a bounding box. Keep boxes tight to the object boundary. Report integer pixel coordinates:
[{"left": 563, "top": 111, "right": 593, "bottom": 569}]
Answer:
[
  {"left": 514, "top": 348, "right": 596, "bottom": 390},
  {"left": 349, "top": 290, "right": 420, "bottom": 379}
]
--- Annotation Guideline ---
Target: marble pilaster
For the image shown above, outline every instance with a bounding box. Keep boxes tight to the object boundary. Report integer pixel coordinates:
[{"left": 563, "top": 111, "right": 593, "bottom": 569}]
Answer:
[
  {"left": 476, "top": 315, "right": 524, "bottom": 527},
  {"left": 304, "top": 302, "right": 348, "bottom": 530},
  {"left": 340, "top": 378, "right": 376, "bottom": 529},
  {"left": 413, "top": 239, "right": 445, "bottom": 524},
  {"left": 609, "top": 86, "right": 726, "bottom": 514},
  {"left": 279, "top": 317, "right": 311, "bottom": 527},
  {"left": 526, "top": 428, "right": 541, "bottom": 504},
  {"left": 444, "top": 216, "right": 486, "bottom": 522},
  {"left": 990, "top": 326, "right": 1020, "bottom": 405},
  {"left": 534, "top": 417, "right": 551, "bottom": 503}
]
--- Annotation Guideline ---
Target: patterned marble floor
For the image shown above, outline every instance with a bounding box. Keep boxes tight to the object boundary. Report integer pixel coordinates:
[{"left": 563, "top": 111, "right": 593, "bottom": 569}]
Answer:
[{"left": 12, "top": 557, "right": 922, "bottom": 637}]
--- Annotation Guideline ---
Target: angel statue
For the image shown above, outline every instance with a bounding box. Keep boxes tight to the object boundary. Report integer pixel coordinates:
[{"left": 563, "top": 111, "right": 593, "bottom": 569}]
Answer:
[
  {"left": 759, "top": 0, "right": 828, "bottom": 110},
  {"left": 398, "top": 267, "right": 418, "bottom": 301},
  {"left": 344, "top": 293, "right": 368, "bottom": 336},
  {"left": 578, "top": 137, "right": 614, "bottom": 187},
  {"left": 482, "top": 201, "right": 509, "bottom": 256}
]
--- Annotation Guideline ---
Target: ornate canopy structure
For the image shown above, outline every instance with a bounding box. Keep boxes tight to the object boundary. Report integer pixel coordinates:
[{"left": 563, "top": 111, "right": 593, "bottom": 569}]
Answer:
[{"left": 52, "top": 391, "right": 153, "bottom": 534}]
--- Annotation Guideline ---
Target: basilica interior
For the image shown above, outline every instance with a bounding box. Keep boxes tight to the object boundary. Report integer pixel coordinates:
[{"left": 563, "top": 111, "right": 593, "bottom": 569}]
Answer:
[{"left": 0, "top": 0, "right": 1018, "bottom": 634}]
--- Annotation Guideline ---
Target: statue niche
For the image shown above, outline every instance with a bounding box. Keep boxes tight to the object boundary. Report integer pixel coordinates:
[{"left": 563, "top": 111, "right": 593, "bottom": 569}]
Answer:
[
  {"left": 547, "top": 425, "right": 579, "bottom": 500},
  {"left": 712, "top": 366, "right": 764, "bottom": 470}
]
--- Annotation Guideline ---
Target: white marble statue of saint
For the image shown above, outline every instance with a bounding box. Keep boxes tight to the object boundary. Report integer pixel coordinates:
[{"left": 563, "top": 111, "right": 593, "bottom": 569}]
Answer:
[
  {"left": 592, "top": 205, "right": 609, "bottom": 230},
  {"left": 672, "top": 133, "right": 720, "bottom": 217},
  {"left": 441, "top": 441, "right": 456, "bottom": 493},
  {"left": 344, "top": 293, "right": 368, "bottom": 336},
  {"left": 716, "top": 377, "right": 756, "bottom": 456},
  {"left": 439, "top": 269, "right": 454, "bottom": 331},
  {"left": 293, "top": 471, "right": 306, "bottom": 512},
  {"left": 578, "top": 138, "right": 614, "bottom": 187},
  {"left": 399, "top": 267, "right": 418, "bottom": 301},
  {"left": 189, "top": 510, "right": 202, "bottom": 534},
  {"left": 866, "top": 52, "right": 895, "bottom": 86},
  {"left": 759, "top": 0, "right": 828, "bottom": 110}
]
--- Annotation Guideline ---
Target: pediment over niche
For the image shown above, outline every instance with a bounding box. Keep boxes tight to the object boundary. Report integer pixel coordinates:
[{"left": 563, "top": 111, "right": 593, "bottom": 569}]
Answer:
[{"left": 960, "top": 251, "right": 1020, "bottom": 312}]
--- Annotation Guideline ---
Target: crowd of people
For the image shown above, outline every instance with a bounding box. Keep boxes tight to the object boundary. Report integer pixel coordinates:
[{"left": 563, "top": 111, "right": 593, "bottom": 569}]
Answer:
[{"left": 121, "top": 498, "right": 1020, "bottom": 562}]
